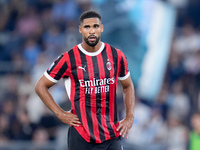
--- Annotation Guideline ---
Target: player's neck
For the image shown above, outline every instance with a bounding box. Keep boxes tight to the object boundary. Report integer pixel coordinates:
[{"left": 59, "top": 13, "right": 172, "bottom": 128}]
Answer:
[{"left": 81, "top": 41, "right": 102, "bottom": 53}]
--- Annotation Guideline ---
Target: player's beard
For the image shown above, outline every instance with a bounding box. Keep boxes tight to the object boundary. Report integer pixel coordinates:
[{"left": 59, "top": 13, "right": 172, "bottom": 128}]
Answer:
[{"left": 84, "top": 35, "right": 100, "bottom": 47}]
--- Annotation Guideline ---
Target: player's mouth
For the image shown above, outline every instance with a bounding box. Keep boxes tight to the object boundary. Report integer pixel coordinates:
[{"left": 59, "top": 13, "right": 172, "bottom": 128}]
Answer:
[{"left": 88, "top": 36, "right": 97, "bottom": 42}]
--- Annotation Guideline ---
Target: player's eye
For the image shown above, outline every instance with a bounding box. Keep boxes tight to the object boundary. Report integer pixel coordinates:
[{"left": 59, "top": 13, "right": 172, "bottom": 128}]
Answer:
[
  {"left": 84, "top": 25, "right": 90, "bottom": 28},
  {"left": 94, "top": 25, "right": 99, "bottom": 28}
]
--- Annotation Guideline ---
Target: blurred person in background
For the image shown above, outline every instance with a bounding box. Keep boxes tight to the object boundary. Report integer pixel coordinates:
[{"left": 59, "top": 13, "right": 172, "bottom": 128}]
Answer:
[
  {"left": 16, "top": 5, "right": 42, "bottom": 38},
  {"left": 189, "top": 111, "right": 200, "bottom": 150},
  {"left": 13, "top": 109, "right": 37, "bottom": 140},
  {"left": 150, "top": 111, "right": 188, "bottom": 150},
  {"left": 166, "top": 50, "right": 185, "bottom": 86},
  {"left": 42, "top": 24, "right": 65, "bottom": 59},
  {"left": 167, "top": 80, "right": 190, "bottom": 122},
  {"left": 35, "top": 10, "right": 135, "bottom": 150},
  {"left": 51, "top": 0, "right": 81, "bottom": 25},
  {"left": 23, "top": 38, "right": 41, "bottom": 66},
  {"left": 164, "top": 111, "right": 188, "bottom": 150},
  {"left": 39, "top": 107, "right": 59, "bottom": 141},
  {"left": 0, "top": 114, "right": 10, "bottom": 143},
  {"left": 31, "top": 127, "right": 50, "bottom": 150}
]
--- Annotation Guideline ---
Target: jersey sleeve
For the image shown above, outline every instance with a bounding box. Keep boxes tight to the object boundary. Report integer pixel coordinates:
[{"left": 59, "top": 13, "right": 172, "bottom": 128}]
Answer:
[
  {"left": 117, "top": 51, "right": 130, "bottom": 81},
  {"left": 44, "top": 54, "right": 68, "bottom": 83}
]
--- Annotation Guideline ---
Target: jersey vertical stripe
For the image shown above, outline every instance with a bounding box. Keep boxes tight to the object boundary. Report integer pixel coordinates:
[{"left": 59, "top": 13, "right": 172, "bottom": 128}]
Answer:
[
  {"left": 120, "top": 57, "right": 125, "bottom": 77},
  {"left": 117, "top": 49, "right": 129, "bottom": 78},
  {"left": 96, "top": 51, "right": 111, "bottom": 141},
  {"left": 68, "top": 49, "right": 82, "bottom": 124},
  {"left": 110, "top": 46, "right": 119, "bottom": 125},
  {"left": 79, "top": 50, "right": 94, "bottom": 143},
  {"left": 47, "top": 55, "right": 66, "bottom": 80},
  {"left": 92, "top": 55, "right": 105, "bottom": 142},
  {"left": 106, "top": 44, "right": 118, "bottom": 136},
  {"left": 101, "top": 45, "right": 115, "bottom": 137},
  {"left": 55, "top": 62, "right": 68, "bottom": 79},
  {"left": 86, "top": 55, "right": 100, "bottom": 143},
  {"left": 73, "top": 46, "right": 91, "bottom": 142},
  {"left": 64, "top": 52, "right": 76, "bottom": 114}
]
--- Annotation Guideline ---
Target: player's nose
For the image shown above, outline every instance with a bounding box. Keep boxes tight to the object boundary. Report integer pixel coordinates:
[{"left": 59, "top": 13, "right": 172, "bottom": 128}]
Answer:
[{"left": 89, "top": 27, "right": 95, "bottom": 34}]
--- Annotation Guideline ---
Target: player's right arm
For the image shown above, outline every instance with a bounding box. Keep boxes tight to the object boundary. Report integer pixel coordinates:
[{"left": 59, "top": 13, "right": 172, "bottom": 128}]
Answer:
[{"left": 35, "top": 75, "right": 81, "bottom": 126}]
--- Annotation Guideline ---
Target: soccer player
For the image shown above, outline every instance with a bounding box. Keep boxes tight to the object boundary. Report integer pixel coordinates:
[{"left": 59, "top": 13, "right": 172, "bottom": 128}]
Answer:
[{"left": 35, "top": 10, "right": 135, "bottom": 150}]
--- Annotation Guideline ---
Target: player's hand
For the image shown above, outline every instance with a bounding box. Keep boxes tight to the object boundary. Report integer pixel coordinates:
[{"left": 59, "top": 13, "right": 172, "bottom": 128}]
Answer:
[
  {"left": 57, "top": 111, "right": 81, "bottom": 127},
  {"left": 117, "top": 115, "right": 134, "bottom": 139}
]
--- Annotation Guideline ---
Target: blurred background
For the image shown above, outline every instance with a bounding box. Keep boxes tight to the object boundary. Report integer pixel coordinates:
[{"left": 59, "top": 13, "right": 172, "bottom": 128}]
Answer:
[{"left": 0, "top": 0, "right": 200, "bottom": 149}]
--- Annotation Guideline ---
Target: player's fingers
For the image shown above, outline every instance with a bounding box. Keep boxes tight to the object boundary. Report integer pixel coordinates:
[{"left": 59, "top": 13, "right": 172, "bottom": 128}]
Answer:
[
  {"left": 74, "top": 120, "right": 81, "bottom": 124},
  {"left": 73, "top": 117, "right": 80, "bottom": 121},
  {"left": 126, "top": 129, "right": 129, "bottom": 139},
  {"left": 71, "top": 122, "right": 80, "bottom": 127},
  {"left": 72, "top": 115, "right": 78, "bottom": 119},
  {"left": 120, "top": 126, "right": 126, "bottom": 137},
  {"left": 117, "top": 122, "right": 123, "bottom": 131},
  {"left": 122, "top": 129, "right": 127, "bottom": 138},
  {"left": 71, "top": 119, "right": 81, "bottom": 126}
]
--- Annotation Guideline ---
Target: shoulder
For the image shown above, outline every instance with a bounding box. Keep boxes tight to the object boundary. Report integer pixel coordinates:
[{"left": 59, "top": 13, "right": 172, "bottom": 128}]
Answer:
[
  {"left": 62, "top": 45, "right": 78, "bottom": 56},
  {"left": 105, "top": 43, "right": 126, "bottom": 58},
  {"left": 104, "top": 43, "right": 122, "bottom": 53},
  {"left": 106, "top": 43, "right": 123, "bottom": 51}
]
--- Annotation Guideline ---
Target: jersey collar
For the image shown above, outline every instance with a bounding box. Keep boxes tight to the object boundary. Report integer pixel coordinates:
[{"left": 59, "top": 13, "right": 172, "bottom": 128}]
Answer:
[{"left": 78, "top": 42, "right": 105, "bottom": 56}]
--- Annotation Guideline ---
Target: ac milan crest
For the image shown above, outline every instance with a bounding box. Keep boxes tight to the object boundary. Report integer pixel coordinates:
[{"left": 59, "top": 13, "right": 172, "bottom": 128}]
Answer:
[{"left": 106, "top": 61, "right": 112, "bottom": 71}]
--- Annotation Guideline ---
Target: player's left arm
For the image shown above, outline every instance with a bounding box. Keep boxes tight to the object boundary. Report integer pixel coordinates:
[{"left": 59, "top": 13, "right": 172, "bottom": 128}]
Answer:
[{"left": 117, "top": 75, "right": 135, "bottom": 139}]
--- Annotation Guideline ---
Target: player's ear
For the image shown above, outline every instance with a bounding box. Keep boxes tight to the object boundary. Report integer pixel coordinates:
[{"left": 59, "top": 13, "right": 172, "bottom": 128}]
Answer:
[
  {"left": 79, "top": 25, "right": 82, "bottom": 33},
  {"left": 101, "top": 24, "right": 104, "bottom": 32}
]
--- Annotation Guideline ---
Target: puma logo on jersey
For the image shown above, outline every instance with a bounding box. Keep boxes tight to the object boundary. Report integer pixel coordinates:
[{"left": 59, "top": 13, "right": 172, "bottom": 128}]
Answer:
[{"left": 78, "top": 65, "right": 86, "bottom": 72}]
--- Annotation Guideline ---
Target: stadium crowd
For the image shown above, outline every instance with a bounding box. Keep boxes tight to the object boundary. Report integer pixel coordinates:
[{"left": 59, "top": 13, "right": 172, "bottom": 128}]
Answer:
[{"left": 0, "top": 0, "right": 200, "bottom": 150}]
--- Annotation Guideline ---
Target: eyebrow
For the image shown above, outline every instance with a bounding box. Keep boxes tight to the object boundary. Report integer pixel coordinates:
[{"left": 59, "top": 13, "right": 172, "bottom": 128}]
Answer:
[
  {"left": 83, "top": 25, "right": 90, "bottom": 28},
  {"left": 83, "top": 24, "right": 100, "bottom": 28}
]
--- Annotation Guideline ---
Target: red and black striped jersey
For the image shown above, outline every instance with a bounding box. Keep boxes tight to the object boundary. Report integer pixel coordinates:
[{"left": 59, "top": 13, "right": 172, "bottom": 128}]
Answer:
[{"left": 44, "top": 42, "right": 130, "bottom": 143}]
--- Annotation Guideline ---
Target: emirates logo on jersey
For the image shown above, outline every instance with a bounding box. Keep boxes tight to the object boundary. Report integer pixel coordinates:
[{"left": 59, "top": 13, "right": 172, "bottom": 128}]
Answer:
[
  {"left": 79, "top": 77, "right": 115, "bottom": 94},
  {"left": 106, "top": 59, "right": 112, "bottom": 71}
]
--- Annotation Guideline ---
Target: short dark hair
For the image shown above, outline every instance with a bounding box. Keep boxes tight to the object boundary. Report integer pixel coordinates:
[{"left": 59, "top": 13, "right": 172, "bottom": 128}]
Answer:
[{"left": 79, "top": 10, "right": 102, "bottom": 24}]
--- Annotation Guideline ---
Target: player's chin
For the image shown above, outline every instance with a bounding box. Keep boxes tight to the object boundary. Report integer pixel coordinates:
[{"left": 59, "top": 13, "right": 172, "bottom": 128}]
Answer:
[{"left": 88, "top": 41, "right": 97, "bottom": 47}]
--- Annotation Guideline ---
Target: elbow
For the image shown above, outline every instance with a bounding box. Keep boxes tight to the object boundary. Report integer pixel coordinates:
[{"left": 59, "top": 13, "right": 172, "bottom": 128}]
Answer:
[
  {"left": 35, "top": 82, "right": 40, "bottom": 95},
  {"left": 35, "top": 78, "right": 50, "bottom": 95},
  {"left": 35, "top": 79, "right": 44, "bottom": 95},
  {"left": 34, "top": 75, "right": 52, "bottom": 96}
]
